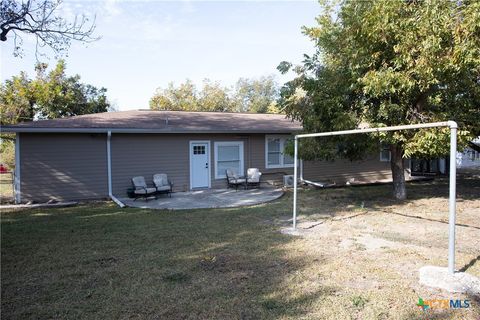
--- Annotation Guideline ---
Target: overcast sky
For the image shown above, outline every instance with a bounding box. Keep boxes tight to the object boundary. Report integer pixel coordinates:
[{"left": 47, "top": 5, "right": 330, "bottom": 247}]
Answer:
[{"left": 1, "top": 0, "right": 318, "bottom": 111}]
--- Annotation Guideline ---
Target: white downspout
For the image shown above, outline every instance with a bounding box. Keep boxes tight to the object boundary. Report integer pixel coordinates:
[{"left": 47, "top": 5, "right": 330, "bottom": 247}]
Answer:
[
  {"left": 14, "top": 133, "right": 21, "bottom": 204},
  {"left": 300, "top": 159, "right": 304, "bottom": 182},
  {"left": 107, "top": 131, "right": 125, "bottom": 208}
]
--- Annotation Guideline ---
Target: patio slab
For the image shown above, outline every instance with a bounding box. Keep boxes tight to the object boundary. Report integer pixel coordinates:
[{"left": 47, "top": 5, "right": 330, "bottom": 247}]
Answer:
[{"left": 119, "top": 187, "right": 284, "bottom": 210}]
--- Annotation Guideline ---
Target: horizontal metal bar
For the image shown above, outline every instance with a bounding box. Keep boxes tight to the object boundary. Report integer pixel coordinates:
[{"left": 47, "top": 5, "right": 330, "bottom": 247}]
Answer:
[{"left": 295, "top": 121, "right": 454, "bottom": 139}]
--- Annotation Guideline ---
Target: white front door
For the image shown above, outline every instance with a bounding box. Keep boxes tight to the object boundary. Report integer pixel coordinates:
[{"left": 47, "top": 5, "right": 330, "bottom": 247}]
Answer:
[{"left": 190, "top": 141, "right": 210, "bottom": 189}]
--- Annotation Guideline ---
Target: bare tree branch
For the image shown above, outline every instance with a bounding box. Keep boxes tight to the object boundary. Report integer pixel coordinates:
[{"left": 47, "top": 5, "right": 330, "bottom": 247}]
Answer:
[{"left": 1, "top": 0, "right": 99, "bottom": 58}]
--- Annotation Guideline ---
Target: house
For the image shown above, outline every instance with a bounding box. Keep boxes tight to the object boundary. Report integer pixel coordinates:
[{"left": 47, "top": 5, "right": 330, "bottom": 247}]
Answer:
[
  {"left": 409, "top": 138, "right": 480, "bottom": 176},
  {"left": 457, "top": 138, "right": 480, "bottom": 170},
  {"left": 2, "top": 110, "right": 394, "bottom": 203}
]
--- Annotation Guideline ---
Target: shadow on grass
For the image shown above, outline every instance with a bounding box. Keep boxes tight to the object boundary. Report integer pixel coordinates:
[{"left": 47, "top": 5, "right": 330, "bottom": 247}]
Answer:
[
  {"left": 459, "top": 255, "right": 480, "bottom": 273},
  {"left": 1, "top": 200, "right": 334, "bottom": 319},
  {"left": 380, "top": 210, "right": 480, "bottom": 230}
]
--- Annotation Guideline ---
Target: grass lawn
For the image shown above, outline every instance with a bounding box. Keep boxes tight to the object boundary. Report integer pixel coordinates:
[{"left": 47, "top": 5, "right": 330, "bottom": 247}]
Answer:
[
  {"left": 1, "top": 175, "right": 479, "bottom": 319},
  {"left": 0, "top": 172, "right": 14, "bottom": 203}
]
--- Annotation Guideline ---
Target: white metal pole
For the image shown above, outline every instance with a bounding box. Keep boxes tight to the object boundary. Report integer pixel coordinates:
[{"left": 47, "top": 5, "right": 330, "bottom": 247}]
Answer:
[
  {"left": 293, "top": 137, "right": 298, "bottom": 229},
  {"left": 294, "top": 121, "right": 458, "bottom": 272},
  {"left": 448, "top": 121, "right": 458, "bottom": 274}
]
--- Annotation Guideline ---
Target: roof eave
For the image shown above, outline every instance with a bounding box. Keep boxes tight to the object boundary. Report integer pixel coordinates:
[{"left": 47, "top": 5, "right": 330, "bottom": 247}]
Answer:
[{"left": 1, "top": 127, "right": 302, "bottom": 134}]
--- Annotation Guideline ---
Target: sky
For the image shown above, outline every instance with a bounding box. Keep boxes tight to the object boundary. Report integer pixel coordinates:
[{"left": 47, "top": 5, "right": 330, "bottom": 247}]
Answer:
[{"left": 1, "top": 0, "right": 319, "bottom": 111}]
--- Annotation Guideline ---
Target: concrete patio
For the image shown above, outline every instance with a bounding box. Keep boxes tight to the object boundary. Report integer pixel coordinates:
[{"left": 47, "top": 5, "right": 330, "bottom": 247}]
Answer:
[{"left": 119, "top": 187, "right": 284, "bottom": 210}]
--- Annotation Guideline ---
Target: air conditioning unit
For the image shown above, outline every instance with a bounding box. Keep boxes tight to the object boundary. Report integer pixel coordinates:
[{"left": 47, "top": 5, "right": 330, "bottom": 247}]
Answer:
[{"left": 283, "top": 175, "right": 295, "bottom": 188}]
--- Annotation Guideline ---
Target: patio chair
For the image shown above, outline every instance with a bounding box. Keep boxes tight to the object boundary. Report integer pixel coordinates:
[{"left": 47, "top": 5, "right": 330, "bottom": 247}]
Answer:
[
  {"left": 246, "top": 168, "right": 262, "bottom": 189},
  {"left": 131, "top": 176, "right": 157, "bottom": 201},
  {"left": 153, "top": 173, "right": 173, "bottom": 198},
  {"left": 226, "top": 168, "right": 246, "bottom": 191}
]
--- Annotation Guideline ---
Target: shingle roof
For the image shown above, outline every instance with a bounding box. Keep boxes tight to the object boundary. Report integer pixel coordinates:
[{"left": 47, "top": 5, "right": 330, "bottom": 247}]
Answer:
[{"left": 2, "top": 110, "right": 303, "bottom": 133}]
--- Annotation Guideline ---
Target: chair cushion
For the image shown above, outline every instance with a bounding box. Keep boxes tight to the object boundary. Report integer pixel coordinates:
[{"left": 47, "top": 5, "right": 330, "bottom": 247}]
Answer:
[
  {"left": 134, "top": 187, "right": 157, "bottom": 194},
  {"left": 247, "top": 168, "right": 261, "bottom": 183},
  {"left": 156, "top": 185, "right": 171, "bottom": 192},
  {"left": 132, "top": 176, "right": 147, "bottom": 188},
  {"left": 231, "top": 178, "right": 246, "bottom": 184},
  {"left": 153, "top": 174, "right": 169, "bottom": 187}
]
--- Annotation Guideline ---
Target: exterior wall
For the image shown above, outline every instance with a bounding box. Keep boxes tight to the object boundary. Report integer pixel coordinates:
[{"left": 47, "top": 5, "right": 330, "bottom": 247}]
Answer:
[
  {"left": 248, "top": 134, "right": 294, "bottom": 183},
  {"left": 302, "top": 155, "right": 392, "bottom": 185},
  {"left": 19, "top": 132, "right": 400, "bottom": 202},
  {"left": 19, "top": 133, "right": 108, "bottom": 202},
  {"left": 110, "top": 133, "right": 298, "bottom": 196}
]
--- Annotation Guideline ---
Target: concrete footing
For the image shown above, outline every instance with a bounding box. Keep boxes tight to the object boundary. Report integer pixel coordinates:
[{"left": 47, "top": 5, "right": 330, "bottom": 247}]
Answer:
[
  {"left": 419, "top": 266, "right": 480, "bottom": 295},
  {"left": 280, "top": 227, "right": 306, "bottom": 236}
]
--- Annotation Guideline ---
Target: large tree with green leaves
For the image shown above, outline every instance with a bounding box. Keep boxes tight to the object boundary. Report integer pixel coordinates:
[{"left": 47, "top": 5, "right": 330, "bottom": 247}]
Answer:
[
  {"left": 234, "top": 75, "right": 280, "bottom": 113},
  {"left": 150, "top": 77, "right": 280, "bottom": 113},
  {"left": 1, "top": 59, "right": 110, "bottom": 125},
  {"left": 279, "top": 0, "right": 480, "bottom": 200},
  {"left": 0, "top": 60, "right": 110, "bottom": 168}
]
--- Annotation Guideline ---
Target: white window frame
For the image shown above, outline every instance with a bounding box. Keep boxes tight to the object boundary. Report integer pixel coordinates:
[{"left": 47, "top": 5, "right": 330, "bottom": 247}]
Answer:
[
  {"left": 214, "top": 141, "right": 244, "bottom": 179},
  {"left": 265, "top": 135, "right": 295, "bottom": 169},
  {"left": 380, "top": 145, "right": 391, "bottom": 162}
]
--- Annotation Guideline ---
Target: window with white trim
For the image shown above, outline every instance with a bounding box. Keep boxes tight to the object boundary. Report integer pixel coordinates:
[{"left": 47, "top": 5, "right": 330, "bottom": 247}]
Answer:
[
  {"left": 214, "top": 141, "right": 244, "bottom": 179},
  {"left": 266, "top": 135, "right": 295, "bottom": 168},
  {"left": 380, "top": 145, "right": 391, "bottom": 162}
]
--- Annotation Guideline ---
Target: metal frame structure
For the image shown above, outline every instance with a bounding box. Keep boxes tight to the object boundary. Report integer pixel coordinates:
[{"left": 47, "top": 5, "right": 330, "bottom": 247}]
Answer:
[{"left": 292, "top": 121, "right": 458, "bottom": 274}]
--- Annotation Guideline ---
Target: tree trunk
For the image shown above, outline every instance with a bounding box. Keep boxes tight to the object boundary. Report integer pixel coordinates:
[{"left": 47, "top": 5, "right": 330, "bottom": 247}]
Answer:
[{"left": 390, "top": 144, "right": 407, "bottom": 200}]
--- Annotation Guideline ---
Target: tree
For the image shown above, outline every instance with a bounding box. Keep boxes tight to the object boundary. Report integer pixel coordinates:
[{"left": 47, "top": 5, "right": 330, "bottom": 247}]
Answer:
[
  {"left": 0, "top": 59, "right": 110, "bottom": 124},
  {"left": 234, "top": 76, "right": 280, "bottom": 113},
  {"left": 150, "top": 76, "right": 281, "bottom": 113},
  {"left": 0, "top": 59, "right": 110, "bottom": 169},
  {"left": 1, "top": 0, "right": 97, "bottom": 58},
  {"left": 199, "top": 79, "right": 236, "bottom": 112},
  {"left": 150, "top": 79, "right": 237, "bottom": 112},
  {"left": 150, "top": 80, "right": 200, "bottom": 111},
  {"left": 279, "top": 0, "right": 480, "bottom": 200}
]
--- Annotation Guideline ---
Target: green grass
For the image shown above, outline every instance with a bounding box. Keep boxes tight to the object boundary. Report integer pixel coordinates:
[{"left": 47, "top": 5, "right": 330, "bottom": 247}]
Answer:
[
  {"left": 1, "top": 176, "right": 479, "bottom": 319},
  {"left": 0, "top": 172, "right": 13, "bottom": 203}
]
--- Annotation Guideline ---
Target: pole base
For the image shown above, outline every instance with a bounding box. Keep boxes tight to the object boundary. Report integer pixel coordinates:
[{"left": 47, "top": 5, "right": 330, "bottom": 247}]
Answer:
[
  {"left": 280, "top": 227, "right": 304, "bottom": 236},
  {"left": 419, "top": 266, "right": 480, "bottom": 294}
]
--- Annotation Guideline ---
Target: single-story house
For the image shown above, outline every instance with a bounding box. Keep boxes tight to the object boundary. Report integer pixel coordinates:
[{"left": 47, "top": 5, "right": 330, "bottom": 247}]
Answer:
[{"left": 2, "top": 110, "right": 395, "bottom": 203}]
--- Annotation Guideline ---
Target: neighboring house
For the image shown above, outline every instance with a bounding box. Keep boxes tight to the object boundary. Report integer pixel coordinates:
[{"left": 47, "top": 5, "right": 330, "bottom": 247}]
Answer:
[
  {"left": 457, "top": 137, "right": 480, "bottom": 170},
  {"left": 3, "top": 110, "right": 394, "bottom": 203},
  {"left": 410, "top": 137, "right": 480, "bottom": 175}
]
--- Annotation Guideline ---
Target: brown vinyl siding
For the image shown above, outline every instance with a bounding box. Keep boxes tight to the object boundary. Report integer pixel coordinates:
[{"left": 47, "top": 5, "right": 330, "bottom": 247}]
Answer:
[
  {"left": 109, "top": 133, "right": 295, "bottom": 194},
  {"left": 302, "top": 155, "right": 392, "bottom": 184},
  {"left": 111, "top": 134, "right": 189, "bottom": 194},
  {"left": 249, "top": 134, "right": 295, "bottom": 182},
  {"left": 20, "top": 133, "right": 108, "bottom": 202},
  {"left": 111, "top": 134, "right": 252, "bottom": 195},
  {"left": 247, "top": 135, "right": 393, "bottom": 185},
  {"left": 19, "top": 132, "right": 400, "bottom": 202}
]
